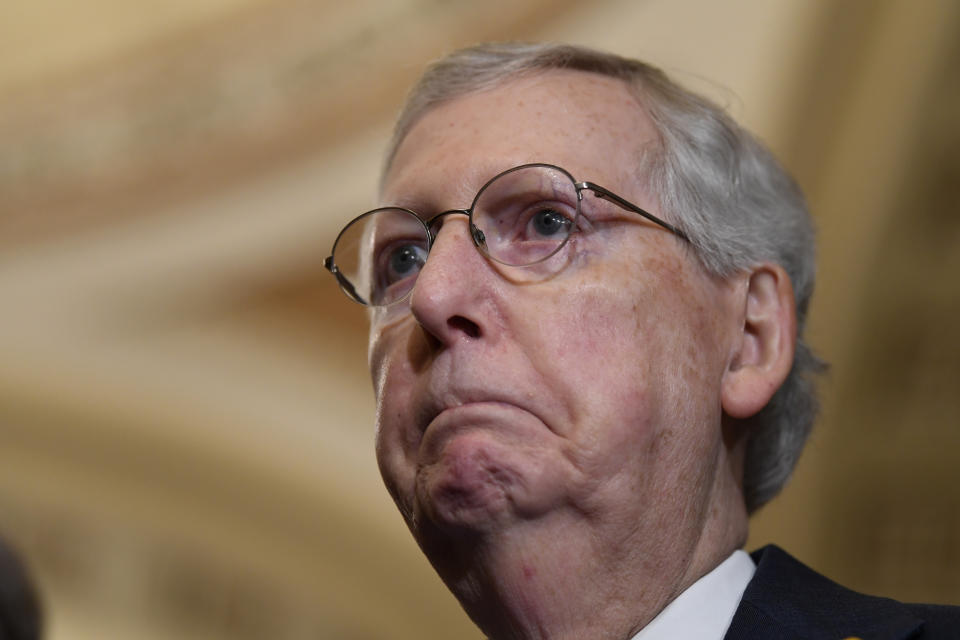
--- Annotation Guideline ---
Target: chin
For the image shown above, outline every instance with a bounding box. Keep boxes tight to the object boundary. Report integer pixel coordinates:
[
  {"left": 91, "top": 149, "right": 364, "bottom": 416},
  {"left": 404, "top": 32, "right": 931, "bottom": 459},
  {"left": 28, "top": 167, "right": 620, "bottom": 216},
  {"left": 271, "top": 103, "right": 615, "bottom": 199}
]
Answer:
[{"left": 414, "top": 431, "right": 522, "bottom": 533}]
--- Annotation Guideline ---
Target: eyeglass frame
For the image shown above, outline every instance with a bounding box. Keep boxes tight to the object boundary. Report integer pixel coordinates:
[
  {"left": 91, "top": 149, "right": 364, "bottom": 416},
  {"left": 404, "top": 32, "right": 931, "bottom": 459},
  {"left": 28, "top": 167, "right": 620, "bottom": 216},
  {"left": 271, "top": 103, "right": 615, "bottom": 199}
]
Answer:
[{"left": 324, "top": 162, "right": 689, "bottom": 306}]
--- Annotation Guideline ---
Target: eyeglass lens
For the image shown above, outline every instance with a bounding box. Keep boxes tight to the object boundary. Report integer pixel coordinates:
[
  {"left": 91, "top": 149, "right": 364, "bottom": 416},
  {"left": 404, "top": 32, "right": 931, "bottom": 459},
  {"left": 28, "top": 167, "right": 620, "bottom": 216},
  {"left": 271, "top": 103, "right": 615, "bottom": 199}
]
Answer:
[{"left": 331, "top": 164, "right": 580, "bottom": 306}]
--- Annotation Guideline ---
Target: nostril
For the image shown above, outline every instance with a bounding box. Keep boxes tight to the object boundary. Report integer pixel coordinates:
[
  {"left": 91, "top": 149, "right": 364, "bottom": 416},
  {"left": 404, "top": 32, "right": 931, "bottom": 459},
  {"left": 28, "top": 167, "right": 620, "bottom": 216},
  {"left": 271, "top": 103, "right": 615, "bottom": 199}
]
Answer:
[{"left": 448, "top": 315, "right": 481, "bottom": 338}]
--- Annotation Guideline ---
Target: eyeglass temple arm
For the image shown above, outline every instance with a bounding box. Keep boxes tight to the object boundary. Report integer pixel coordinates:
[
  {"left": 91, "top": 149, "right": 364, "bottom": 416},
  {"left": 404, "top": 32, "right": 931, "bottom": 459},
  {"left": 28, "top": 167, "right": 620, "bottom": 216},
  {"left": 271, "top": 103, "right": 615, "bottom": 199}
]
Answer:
[
  {"left": 324, "top": 255, "right": 369, "bottom": 305},
  {"left": 578, "top": 182, "right": 688, "bottom": 241}
]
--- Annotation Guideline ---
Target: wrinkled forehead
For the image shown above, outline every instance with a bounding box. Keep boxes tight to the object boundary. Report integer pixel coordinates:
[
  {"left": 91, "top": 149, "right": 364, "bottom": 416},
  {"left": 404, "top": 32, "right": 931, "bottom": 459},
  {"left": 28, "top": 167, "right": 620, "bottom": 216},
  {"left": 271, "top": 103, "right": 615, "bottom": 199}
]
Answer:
[{"left": 381, "top": 70, "right": 660, "bottom": 205}]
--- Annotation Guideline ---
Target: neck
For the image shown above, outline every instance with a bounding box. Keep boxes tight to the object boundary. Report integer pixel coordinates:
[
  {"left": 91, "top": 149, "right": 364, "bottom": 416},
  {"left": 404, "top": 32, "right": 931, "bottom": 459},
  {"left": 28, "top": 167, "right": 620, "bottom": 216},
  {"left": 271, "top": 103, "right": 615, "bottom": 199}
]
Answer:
[{"left": 424, "top": 474, "right": 748, "bottom": 640}]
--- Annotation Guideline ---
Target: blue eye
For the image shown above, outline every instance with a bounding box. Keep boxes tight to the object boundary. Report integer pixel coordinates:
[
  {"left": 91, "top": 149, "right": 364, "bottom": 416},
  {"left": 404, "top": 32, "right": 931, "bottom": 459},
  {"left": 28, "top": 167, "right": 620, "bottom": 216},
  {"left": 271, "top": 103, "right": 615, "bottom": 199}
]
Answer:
[
  {"left": 385, "top": 243, "right": 427, "bottom": 282},
  {"left": 530, "top": 208, "right": 571, "bottom": 237}
]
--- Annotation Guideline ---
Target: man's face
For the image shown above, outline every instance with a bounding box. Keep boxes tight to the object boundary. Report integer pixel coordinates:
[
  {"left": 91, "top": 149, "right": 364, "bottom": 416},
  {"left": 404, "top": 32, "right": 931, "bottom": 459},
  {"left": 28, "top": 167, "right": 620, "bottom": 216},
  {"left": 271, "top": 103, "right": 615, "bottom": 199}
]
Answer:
[{"left": 370, "top": 71, "right": 741, "bottom": 569}]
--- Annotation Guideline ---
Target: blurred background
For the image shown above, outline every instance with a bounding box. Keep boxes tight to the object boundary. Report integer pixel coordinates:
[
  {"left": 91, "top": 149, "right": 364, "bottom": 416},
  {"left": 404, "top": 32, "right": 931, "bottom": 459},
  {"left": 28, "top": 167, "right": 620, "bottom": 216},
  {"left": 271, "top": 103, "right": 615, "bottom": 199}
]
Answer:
[{"left": 0, "top": 0, "right": 958, "bottom": 638}]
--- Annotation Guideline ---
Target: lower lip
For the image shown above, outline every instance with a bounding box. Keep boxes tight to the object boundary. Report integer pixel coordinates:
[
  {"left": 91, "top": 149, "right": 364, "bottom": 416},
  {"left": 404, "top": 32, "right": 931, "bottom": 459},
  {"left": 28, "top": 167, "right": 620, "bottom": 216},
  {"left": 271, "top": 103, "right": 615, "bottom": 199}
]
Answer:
[{"left": 420, "top": 402, "right": 529, "bottom": 455}]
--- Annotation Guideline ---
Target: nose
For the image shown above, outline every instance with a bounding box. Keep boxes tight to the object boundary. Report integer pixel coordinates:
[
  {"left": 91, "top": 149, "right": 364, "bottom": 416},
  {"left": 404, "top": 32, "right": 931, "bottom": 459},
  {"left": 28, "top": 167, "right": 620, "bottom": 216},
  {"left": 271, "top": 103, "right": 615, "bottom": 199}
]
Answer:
[{"left": 408, "top": 214, "right": 492, "bottom": 345}]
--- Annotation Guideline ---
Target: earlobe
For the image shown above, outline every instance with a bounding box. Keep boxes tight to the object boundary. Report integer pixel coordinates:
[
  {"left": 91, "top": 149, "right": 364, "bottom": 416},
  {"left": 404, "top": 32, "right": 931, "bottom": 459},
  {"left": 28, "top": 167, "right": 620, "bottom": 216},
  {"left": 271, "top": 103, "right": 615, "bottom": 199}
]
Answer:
[{"left": 721, "top": 264, "right": 797, "bottom": 419}]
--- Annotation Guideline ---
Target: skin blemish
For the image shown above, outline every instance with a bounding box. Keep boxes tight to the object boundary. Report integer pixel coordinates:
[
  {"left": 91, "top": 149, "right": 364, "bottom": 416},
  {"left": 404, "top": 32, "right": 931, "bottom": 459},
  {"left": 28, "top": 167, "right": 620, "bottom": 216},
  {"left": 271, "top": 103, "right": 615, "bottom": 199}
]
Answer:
[{"left": 647, "top": 426, "right": 674, "bottom": 456}]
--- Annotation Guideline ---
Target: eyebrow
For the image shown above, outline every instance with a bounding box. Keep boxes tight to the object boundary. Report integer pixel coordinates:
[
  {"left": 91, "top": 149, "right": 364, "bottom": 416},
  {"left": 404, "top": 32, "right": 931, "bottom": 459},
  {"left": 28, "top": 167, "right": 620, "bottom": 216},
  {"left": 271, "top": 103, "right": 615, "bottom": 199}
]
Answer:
[
  {"left": 381, "top": 198, "right": 434, "bottom": 218},
  {"left": 380, "top": 162, "right": 519, "bottom": 215},
  {"left": 378, "top": 182, "right": 448, "bottom": 217}
]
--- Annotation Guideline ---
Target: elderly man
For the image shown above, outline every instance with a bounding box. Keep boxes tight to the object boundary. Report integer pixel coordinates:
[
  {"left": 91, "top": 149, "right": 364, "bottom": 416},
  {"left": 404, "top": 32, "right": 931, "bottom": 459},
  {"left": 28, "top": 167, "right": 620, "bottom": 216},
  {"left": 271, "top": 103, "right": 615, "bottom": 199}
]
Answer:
[{"left": 325, "top": 43, "right": 959, "bottom": 639}]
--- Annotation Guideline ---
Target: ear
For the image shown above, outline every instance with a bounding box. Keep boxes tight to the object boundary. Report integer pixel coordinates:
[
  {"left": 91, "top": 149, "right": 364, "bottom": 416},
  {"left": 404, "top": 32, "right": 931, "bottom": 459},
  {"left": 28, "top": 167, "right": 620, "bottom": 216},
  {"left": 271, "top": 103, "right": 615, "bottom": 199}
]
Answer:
[{"left": 721, "top": 264, "right": 797, "bottom": 419}]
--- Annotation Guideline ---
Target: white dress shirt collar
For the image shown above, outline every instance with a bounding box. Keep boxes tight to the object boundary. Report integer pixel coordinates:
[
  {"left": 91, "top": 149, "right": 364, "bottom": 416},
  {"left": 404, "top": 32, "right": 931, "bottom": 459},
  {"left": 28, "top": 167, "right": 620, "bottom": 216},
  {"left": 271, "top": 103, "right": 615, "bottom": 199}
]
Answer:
[{"left": 630, "top": 549, "right": 756, "bottom": 640}]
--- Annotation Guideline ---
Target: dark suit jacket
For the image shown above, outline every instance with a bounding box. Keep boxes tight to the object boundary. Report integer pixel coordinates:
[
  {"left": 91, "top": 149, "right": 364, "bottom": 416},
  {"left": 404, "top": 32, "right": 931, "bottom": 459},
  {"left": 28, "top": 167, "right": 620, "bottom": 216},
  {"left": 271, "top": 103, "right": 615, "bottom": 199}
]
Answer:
[
  {"left": 724, "top": 545, "right": 960, "bottom": 640},
  {"left": 0, "top": 540, "right": 40, "bottom": 640}
]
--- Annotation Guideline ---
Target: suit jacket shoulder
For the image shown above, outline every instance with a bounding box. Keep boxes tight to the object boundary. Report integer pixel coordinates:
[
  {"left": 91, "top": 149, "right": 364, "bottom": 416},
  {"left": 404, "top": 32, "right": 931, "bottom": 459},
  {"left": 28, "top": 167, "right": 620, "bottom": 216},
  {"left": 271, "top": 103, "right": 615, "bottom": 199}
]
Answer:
[{"left": 724, "top": 545, "right": 960, "bottom": 640}]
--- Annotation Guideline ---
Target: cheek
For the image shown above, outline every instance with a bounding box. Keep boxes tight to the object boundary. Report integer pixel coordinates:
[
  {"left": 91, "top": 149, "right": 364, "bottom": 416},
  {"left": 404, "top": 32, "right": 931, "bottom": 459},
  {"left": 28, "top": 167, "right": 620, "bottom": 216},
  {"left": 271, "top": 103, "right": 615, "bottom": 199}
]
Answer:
[
  {"left": 526, "top": 249, "right": 727, "bottom": 451},
  {"left": 370, "top": 333, "right": 422, "bottom": 513},
  {"left": 517, "top": 274, "right": 658, "bottom": 463},
  {"left": 619, "top": 250, "right": 730, "bottom": 388},
  {"left": 532, "top": 259, "right": 659, "bottom": 388},
  {"left": 374, "top": 406, "right": 419, "bottom": 522}
]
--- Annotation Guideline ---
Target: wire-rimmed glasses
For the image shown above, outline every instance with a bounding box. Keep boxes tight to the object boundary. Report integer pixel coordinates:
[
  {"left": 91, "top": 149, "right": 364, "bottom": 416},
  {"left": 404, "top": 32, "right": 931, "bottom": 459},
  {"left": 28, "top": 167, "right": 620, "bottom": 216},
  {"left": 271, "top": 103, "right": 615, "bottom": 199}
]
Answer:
[{"left": 324, "top": 163, "right": 687, "bottom": 307}]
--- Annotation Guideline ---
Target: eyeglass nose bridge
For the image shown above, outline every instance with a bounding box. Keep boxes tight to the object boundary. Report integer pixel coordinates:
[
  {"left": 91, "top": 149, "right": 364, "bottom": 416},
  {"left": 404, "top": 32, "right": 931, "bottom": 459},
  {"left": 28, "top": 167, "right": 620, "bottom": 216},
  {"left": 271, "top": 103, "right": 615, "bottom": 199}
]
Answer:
[{"left": 423, "top": 208, "right": 488, "bottom": 252}]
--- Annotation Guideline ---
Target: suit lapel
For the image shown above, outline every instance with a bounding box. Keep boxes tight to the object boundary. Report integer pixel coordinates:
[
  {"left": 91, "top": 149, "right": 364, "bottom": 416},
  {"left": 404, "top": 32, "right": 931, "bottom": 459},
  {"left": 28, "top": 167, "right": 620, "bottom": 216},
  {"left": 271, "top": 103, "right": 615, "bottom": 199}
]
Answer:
[{"left": 724, "top": 546, "right": 924, "bottom": 640}]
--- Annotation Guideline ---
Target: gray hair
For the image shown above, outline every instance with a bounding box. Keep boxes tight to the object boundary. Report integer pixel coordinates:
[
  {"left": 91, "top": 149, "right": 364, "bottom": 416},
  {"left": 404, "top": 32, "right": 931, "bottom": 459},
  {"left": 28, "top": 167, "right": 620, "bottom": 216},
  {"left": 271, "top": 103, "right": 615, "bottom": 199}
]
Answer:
[{"left": 384, "top": 42, "right": 824, "bottom": 513}]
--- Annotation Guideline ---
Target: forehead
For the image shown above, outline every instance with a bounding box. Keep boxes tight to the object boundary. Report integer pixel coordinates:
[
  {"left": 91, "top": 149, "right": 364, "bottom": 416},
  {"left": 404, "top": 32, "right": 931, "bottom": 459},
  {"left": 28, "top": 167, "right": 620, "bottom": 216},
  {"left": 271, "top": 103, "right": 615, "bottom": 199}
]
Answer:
[{"left": 383, "top": 70, "right": 659, "bottom": 203}]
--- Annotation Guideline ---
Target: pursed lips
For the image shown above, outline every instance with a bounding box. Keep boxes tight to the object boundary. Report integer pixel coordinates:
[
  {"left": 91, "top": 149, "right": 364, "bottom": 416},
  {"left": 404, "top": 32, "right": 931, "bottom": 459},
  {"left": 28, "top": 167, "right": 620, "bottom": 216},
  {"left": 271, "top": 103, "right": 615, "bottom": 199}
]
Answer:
[
  {"left": 414, "top": 389, "right": 545, "bottom": 451},
  {"left": 417, "top": 389, "right": 525, "bottom": 433}
]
